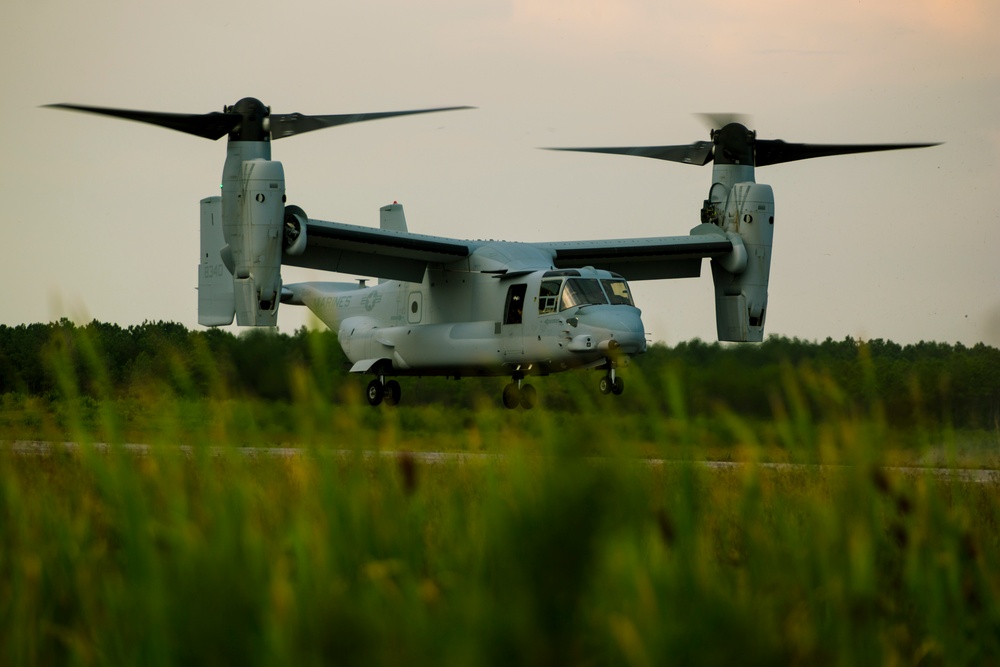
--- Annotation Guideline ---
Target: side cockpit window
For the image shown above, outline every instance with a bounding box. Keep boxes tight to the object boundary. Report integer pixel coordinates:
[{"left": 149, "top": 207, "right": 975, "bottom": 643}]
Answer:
[{"left": 538, "top": 280, "right": 561, "bottom": 314}]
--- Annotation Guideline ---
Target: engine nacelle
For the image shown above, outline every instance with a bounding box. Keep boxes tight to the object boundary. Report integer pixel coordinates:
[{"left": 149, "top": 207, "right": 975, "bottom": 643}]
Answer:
[
  {"left": 710, "top": 182, "right": 774, "bottom": 342},
  {"left": 283, "top": 205, "right": 308, "bottom": 256},
  {"left": 223, "top": 158, "right": 285, "bottom": 326}
]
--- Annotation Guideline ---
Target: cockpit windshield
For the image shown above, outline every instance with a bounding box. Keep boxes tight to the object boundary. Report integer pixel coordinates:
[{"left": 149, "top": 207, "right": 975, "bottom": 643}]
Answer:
[
  {"left": 538, "top": 275, "right": 635, "bottom": 314},
  {"left": 560, "top": 278, "right": 609, "bottom": 310}
]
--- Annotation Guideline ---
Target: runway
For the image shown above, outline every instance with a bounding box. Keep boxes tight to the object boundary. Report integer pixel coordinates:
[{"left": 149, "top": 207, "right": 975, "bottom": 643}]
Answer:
[{"left": 5, "top": 441, "right": 1000, "bottom": 484}]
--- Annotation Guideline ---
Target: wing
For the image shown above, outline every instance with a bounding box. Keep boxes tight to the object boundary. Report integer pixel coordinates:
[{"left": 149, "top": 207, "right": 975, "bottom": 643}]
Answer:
[
  {"left": 283, "top": 218, "right": 474, "bottom": 282},
  {"left": 535, "top": 227, "right": 734, "bottom": 280},
  {"left": 284, "top": 217, "right": 732, "bottom": 282}
]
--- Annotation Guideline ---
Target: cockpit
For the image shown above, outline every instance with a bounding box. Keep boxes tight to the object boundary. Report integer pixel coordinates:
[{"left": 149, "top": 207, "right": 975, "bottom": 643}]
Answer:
[{"left": 537, "top": 269, "right": 635, "bottom": 315}]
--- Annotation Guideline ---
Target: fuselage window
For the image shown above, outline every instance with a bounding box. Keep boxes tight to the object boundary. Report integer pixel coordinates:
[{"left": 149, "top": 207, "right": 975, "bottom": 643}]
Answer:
[
  {"left": 601, "top": 279, "right": 634, "bottom": 306},
  {"left": 560, "top": 278, "right": 609, "bottom": 310},
  {"left": 538, "top": 279, "right": 561, "bottom": 314},
  {"left": 504, "top": 283, "right": 528, "bottom": 325}
]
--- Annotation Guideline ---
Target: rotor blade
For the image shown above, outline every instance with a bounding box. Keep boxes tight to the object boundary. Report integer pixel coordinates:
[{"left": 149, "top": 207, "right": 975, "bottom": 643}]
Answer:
[
  {"left": 755, "top": 140, "right": 941, "bottom": 167},
  {"left": 268, "top": 106, "right": 475, "bottom": 140},
  {"left": 43, "top": 103, "right": 240, "bottom": 140},
  {"left": 546, "top": 142, "right": 714, "bottom": 166}
]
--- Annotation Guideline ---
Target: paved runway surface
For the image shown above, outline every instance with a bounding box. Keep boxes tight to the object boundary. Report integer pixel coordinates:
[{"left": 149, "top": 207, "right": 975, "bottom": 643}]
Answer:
[{"left": 6, "top": 441, "right": 1000, "bottom": 484}]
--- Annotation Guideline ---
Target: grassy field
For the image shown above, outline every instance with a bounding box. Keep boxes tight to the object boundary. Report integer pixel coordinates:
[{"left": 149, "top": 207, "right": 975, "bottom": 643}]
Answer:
[{"left": 2, "top": 353, "right": 1000, "bottom": 665}]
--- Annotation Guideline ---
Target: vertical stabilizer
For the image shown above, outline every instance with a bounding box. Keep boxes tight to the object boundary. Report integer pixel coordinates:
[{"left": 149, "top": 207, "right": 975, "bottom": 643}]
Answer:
[
  {"left": 378, "top": 203, "right": 407, "bottom": 284},
  {"left": 380, "top": 202, "right": 407, "bottom": 232},
  {"left": 198, "top": 196, "right": 235, "bottom": 326}
]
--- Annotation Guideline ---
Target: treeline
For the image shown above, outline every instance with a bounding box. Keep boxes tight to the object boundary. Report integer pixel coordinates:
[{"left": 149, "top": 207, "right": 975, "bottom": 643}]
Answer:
[
  {"left": 644, "top": 338, "right": 1000, "bottom": 430},
  {"left": 1, "top": 319, "right": 999, "bottom": 428},
  {"left": 0, "top": 319, "right": 344, "bottom": 402}
]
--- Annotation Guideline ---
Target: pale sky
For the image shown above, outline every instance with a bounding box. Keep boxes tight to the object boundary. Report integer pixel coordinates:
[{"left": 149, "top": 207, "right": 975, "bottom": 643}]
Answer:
[{"left": 3, "top": 0, "right": 999, "bottom": 346}]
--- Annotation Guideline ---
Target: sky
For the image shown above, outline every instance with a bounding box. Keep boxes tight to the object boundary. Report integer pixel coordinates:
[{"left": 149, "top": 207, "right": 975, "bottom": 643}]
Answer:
[{"left": 2, "top": 0, "right": 999, "bottom": 347}]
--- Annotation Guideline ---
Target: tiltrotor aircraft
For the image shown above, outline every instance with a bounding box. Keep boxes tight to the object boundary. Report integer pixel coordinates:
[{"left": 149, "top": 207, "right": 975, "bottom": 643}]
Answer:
[{"left": 47, "top": 100, "right": 936, "bottom": 408}]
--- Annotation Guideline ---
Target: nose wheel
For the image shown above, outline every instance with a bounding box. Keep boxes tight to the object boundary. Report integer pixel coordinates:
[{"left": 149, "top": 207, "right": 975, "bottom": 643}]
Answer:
[
  {"left": 502, "top": 376, "right": 537, "bottom": 410},
  {"left": 366, "top": 376, "right": 401, "bottom": 406},
  {"left": 599, "top": 368, "right": 625, "bottom": 396}
]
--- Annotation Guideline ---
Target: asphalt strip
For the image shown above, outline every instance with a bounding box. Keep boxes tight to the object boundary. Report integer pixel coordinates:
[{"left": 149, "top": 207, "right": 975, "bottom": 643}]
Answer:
[{"left": 5, "top": 441, "right": 1000, "bottom": 484}]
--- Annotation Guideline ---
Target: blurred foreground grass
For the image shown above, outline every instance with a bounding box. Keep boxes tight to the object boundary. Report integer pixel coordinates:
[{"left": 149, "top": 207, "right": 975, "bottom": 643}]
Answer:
[
  {"left": 2, "top": 325, "right": 1000, "bottom": 664},
  {"left": 3, "top": 429, "right": 999, "bottom": 665}
]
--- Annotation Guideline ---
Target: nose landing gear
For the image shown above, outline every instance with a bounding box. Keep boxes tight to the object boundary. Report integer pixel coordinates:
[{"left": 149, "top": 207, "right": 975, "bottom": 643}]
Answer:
[{"left": 598, "top": 366, "right": 625, "bottom": 396}]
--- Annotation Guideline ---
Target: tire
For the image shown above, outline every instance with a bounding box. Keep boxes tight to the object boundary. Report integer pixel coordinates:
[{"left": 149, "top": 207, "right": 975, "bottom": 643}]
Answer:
[
  {"left": 612, "top": 376, "right": 625, "bottom": 395},
  {"left": 366, "top": 379, "right": 384, "bottom": 406},
  {"left": 384, "top": 380, "right": 402, "bottom": 406},
  {"left": 502, "top": 383, "right": 521, "bottom": 409},
  {"left": 599, "top": 376, "right": 611, "bottom": 395},
  {"left": 519, "top": 383, "right": 537, "bottom": 410}
]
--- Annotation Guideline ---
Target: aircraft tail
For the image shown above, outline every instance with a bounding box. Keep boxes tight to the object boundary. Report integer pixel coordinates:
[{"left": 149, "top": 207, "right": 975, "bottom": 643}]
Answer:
[
  {"left": 378, "top": 202, "right": 407, "bottom": 285},
  {"left": 198, "top": 196, "right": 235, "bottom": 326},
  {"left": 380, "top": 202, "right": 407, "bottom": 232}
]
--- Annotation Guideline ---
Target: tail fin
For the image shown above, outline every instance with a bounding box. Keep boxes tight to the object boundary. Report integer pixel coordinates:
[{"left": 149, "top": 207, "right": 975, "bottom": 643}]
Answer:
[
  {"left": 380, "top": 202, "right": 407, "bottom": 232},
  {"left": 708, "top": 183, "right": 774, "bottom": 342},
  {"left": 198, "top": 196, "right": 235, "bottom": 326},
  {"left": 378, "top": 202, "right": 407, "bottom": 285}
]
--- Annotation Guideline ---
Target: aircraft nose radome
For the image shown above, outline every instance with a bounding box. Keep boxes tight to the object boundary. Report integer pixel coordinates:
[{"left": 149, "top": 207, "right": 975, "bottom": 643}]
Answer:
[{"left": 581, "top": 307, "right": 646, "bottom": 352}]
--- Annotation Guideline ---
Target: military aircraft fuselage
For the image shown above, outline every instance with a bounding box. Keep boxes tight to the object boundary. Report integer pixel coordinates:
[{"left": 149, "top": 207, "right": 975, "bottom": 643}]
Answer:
[
  {"left": 284, "top": 243, "right": 646, "bottom": 378},
  {"left": 46, "top": 99, "right": 938, "bottom": 408}
]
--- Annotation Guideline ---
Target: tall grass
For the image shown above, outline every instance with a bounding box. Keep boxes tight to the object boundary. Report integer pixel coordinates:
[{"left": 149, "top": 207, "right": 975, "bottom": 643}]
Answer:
[{"left": 1, "top": 325, "right": 999, "bottom": 664}]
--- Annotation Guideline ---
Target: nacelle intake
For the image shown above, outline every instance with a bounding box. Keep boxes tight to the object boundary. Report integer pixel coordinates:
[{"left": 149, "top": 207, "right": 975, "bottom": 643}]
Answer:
[{"left": 283, "top": 205, "right": 308, "bottom": 256}]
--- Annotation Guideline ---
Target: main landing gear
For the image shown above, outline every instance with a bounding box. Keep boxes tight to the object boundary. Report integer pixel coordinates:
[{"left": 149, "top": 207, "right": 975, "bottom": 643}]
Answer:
[
  {"left": 502, "top": 374, "right": 537, "bottom": 410},
  {"left": 366, "top": 376, "right": 401, "bottom": 406}
]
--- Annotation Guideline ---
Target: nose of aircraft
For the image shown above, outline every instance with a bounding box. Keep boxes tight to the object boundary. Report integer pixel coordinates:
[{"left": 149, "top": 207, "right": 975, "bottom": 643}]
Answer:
[{"left": 577, "top": 306, "right": 646, "bottom": 354}]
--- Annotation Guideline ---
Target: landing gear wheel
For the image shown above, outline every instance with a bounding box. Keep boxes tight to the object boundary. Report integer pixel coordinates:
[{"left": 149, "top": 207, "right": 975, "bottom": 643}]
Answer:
[
  {"left": 384, "top": 380, "right": 402, "bottom": 406},
  {"left": 611, "top": 376, "right": 625, "bottom": 395},
  {"left": 502, "top": 383, "right": 521, "bottom": 409},
  {"left": 519, "top": 384, "right": 537, "bottom": 410},
  {"left": 366, "top": 379, "right": 384, "bottom": 406},
  {"left": 599, "top": 376, "right": 612, "bottom": 395}
]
